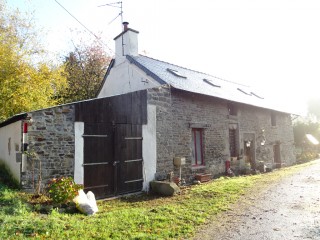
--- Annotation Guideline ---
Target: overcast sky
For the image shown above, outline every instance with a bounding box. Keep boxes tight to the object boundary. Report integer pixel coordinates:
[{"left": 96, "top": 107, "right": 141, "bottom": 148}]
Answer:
[{"left": 8, "top": 0, "right": 320, "bottom": 114}]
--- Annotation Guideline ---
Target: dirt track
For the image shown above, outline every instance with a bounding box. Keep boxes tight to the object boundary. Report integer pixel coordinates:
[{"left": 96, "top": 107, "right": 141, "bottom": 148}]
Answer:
[{"left": 193, "top": 160, "right": 320, "bottom": 240}]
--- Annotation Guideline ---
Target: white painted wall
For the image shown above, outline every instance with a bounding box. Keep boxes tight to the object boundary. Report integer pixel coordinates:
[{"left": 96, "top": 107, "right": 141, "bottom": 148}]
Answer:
[
  {"left": 142, "top": 105, "right": 157, "bottom": 191},
  {"left": 74, "top": 122, "right": 84, "bottom": 185},
  {"left": 98, "top": 25, "right": 161, "bottom": 98},
  {"left": 98, "top": 61, "right": 161, "bottom": 98},
  {"left": 115, "top": 29, "right": 139, "bottom": 61},
  {"left": 0, "top": 121, "right": 22, "bottom": 182}
]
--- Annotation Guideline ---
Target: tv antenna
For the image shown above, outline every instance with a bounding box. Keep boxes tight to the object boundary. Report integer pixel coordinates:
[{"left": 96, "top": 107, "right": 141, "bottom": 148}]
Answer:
[{"left": 98, "top": 2, "right": 123, "bottom": 28}]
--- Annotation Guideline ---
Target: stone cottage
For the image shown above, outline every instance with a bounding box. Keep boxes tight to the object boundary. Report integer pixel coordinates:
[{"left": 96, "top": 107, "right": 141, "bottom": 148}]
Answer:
[
  {"left": 97, "top": 22, "right": 296, "bottom": 179},
  {"left": 0, "top": 23, "right": 296, "bottom": 199}
]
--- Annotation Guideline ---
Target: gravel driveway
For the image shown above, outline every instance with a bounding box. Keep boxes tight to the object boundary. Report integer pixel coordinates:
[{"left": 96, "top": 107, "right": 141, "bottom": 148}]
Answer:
[{"left": 193, "top": 160, "right": 320, "bottom": 240}]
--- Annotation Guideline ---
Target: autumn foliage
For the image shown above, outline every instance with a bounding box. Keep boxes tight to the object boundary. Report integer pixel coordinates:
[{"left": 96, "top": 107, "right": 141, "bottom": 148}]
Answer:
[
  {"left": 0, "top": 2, "right": 112, "bottom": 122},
  {"left": 0, "top": 2, "right": 67, "bottom": 121}
]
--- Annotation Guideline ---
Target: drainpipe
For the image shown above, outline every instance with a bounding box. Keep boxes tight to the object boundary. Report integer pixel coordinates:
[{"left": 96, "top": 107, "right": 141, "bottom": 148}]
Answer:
[{"left": 121, "top": 22, "right": 129, "bottom": 56}]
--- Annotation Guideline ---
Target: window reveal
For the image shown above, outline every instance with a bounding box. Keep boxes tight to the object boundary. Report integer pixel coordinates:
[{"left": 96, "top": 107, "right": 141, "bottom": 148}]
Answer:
[{"left": 191, "top": 128, "right": 204, "bottom": 166}]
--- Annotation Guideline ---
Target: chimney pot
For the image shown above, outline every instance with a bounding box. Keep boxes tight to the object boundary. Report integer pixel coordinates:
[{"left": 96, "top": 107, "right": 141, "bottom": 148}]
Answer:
[{"left": 123, "top": 22, "right": 129, "bottom": 31}]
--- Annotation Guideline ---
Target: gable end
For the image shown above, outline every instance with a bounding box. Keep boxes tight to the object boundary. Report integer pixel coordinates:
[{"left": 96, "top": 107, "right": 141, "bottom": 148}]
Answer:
[{"left": 126, "top": 55, "right": 167, "bottom": 85}]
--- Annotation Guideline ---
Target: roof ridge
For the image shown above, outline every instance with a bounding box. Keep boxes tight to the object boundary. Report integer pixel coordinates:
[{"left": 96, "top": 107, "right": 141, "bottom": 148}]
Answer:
[{"left": 138, "top": 54, "right": 249, "bottom": 87}]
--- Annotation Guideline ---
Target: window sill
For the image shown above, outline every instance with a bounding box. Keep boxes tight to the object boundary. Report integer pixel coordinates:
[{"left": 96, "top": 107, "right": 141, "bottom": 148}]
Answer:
[
  {"left": 228, "top": 115, "right": 238, "bottom": 120},
  {"left": 191, "top": 165, "right": 206, "bottom": 170}
]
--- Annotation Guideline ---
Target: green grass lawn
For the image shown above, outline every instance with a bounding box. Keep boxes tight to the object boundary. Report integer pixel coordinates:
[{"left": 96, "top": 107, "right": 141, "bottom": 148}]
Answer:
[{"left": 0, "top": 161, "right": 314, "bottom": 239}]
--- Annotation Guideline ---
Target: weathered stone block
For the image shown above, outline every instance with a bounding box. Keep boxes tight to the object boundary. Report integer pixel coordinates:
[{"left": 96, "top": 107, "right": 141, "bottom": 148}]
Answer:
[{"left": 150, "top": 181, "right": 180, "bottom": 196}]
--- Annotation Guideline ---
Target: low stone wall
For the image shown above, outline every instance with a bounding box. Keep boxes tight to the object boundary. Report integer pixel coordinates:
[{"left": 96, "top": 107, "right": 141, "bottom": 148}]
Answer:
[{"left": 20, "top": 104, "right": 75, "bottom": 192}]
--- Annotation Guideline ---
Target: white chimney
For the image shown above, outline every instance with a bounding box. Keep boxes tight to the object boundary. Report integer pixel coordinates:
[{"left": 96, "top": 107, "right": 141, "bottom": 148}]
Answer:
[{"left": 114, "top": 22, "right": 139, "bottom": 63}]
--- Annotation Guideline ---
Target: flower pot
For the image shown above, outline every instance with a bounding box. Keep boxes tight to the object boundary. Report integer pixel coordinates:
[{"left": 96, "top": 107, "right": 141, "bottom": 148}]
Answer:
[
  {"left": 195, "top": 173, "right": 212, "bottom": 183},
  {"left": 172, "top": 176, "right": 181, "bottom": 185}
]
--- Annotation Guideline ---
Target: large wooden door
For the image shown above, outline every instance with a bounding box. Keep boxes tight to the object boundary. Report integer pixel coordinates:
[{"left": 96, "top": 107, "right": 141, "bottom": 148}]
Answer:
[
  {"left": 75, "top": 92, "right": 147, "bottom": 198},
  {"left": 115, "top": 124, "right": 143, "bottom": 195},
  {"left": 83, "top": 123, "right": 143, "bottom": 198},
  {"left": 83, "top": 123, "right": 115, "bottom": 199}
]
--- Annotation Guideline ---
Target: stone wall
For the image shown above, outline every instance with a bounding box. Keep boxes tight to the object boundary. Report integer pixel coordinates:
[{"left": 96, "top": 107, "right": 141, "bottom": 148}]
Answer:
[
  {"left": 169, "top": 90, "right": 230, "bottom": 181},
  {"left": 240, "top": 104, "right": 295, "bottom": 167},
  {"left": 20, "top": 104, "right": 75, "bottom": 192},
  {"left": 148, "top": 88, "right": 296, "bottom": 182},
  {"left": 147, "top": 86, "right": 174, "bottom": 180},
  {"left": 18, "top": 87, "right": 296, "bottom": 190}
]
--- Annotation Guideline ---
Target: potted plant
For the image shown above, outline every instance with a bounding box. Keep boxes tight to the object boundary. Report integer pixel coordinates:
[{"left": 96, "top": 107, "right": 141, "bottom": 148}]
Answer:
[{"left": 195, "top": 173, "right": 212, "bottom": 183}]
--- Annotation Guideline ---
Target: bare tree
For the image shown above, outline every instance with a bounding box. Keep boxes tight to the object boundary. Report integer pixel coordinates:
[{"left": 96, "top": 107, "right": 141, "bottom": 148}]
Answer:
[{"left": 61, "top": 39, "right": 111, "bottom": 103}]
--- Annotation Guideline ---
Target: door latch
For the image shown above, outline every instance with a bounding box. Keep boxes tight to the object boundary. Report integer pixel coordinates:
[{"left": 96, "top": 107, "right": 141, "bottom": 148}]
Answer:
[{"left": 113, "top": 161, "right": 120, "bottom": 166}]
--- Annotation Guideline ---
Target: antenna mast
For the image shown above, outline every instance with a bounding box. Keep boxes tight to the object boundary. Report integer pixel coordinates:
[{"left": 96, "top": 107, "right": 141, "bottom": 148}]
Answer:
[
  {"left": 98, "top": 1, "right": 126, "bottom": 56},
  {"left": 98, "top": 1, "right": 123, "bottom": 30}
]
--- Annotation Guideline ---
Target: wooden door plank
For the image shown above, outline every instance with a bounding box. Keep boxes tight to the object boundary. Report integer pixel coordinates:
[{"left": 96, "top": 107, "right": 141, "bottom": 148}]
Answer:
[
  {"left": 83, "top": 123, "right": 115, "bottom": 199},
  {"left": 116, "top": 124, "right": 143, "bottom": 195}
]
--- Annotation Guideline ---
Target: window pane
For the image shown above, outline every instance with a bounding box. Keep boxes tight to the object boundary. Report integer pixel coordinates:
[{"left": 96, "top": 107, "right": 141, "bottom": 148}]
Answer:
[
  {"left": 228, "top": 103, "right": 237, "bottom": 116},
  {"left": 229, "top": 129, "right": 237, "bottom": 157},
  {"left": 195, "top": 131, "right": 202, "bottom": 164},
  {"left": 192, "top": 129, "right": 203, "bottom": 165},
  {"left": 191, "top": 131, "right": 196, "bottom": 165}
]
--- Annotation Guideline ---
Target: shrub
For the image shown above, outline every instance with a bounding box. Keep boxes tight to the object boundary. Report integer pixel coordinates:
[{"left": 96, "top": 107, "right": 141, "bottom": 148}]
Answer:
[
  {"left": 296, "top": 151, "right": 318, "bottom": 163},
  {"left": 47, "top": 177, "right": 82, "bottom": 204}
]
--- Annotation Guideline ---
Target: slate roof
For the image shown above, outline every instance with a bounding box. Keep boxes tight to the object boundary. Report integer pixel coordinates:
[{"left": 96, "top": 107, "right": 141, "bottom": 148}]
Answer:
[{"left": 127, "top": 54, "right": 294, "bottom": 114}]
